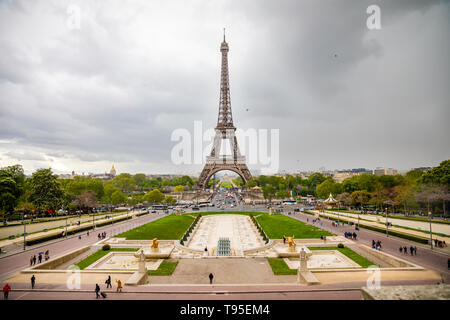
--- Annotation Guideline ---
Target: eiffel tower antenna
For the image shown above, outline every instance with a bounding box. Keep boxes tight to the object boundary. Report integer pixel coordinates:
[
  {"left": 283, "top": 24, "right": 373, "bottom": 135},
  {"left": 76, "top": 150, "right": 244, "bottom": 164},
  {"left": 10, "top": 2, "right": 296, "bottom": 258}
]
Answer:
[{"left": 198, "top": 33, "right": 253, "bottom": 189}]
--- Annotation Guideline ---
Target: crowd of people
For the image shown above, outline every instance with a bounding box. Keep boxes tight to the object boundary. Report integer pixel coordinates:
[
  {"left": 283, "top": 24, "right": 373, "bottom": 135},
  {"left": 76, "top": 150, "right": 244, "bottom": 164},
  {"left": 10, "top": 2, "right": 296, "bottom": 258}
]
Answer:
[
  {"left": 29, "top": 250, "right": 50, "bottom": 266},
  {"left": 399, "top": 245, "right": 417, "bottom": 255},
  {"left": 372, "top": 240, "right": 382, "bottom": 250},
  {"left": 344, "top": 232, "right": 357, "bottom": 240}
]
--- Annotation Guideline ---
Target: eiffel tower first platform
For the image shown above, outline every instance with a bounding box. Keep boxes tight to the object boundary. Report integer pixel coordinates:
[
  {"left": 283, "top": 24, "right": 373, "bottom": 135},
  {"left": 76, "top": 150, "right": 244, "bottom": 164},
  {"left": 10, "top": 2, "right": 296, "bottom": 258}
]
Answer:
[{"left": 198, "top": 32, "right": 253, "bottom": 189}]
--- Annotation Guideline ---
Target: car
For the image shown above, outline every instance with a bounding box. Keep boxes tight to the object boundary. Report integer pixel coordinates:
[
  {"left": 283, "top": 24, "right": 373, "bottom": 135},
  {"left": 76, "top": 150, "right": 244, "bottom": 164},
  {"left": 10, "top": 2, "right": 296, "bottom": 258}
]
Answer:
[{"left": 192, "top": 206, "right": 200, "bottom": 211}]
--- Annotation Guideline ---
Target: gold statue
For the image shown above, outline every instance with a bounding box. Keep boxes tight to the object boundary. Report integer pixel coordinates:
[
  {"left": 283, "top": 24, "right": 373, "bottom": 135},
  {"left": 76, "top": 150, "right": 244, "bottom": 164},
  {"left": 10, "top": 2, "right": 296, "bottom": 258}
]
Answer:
[
  {"left": 284, "top": 235, "right": 296, "bottom": 248},
  {"left": 151, "top": 238, "right": 159, "bottom": 248}
]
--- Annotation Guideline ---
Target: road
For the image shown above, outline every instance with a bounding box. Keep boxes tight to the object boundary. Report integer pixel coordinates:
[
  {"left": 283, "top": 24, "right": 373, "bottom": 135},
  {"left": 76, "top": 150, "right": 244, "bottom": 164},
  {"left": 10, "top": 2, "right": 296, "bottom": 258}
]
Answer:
[
  {"left": 284, "top": 211, "right": 450, "bottom": 282},
  {"left": 0, "top": 212, "right": 165, "bottom": 281}
]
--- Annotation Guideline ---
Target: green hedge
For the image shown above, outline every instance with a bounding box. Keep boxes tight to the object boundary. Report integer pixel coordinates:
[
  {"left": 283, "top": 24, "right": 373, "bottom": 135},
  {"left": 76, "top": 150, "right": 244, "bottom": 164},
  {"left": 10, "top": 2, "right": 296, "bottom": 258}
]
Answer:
[{"left": 25, "top": 215, "right": 132, "bottom": 246}]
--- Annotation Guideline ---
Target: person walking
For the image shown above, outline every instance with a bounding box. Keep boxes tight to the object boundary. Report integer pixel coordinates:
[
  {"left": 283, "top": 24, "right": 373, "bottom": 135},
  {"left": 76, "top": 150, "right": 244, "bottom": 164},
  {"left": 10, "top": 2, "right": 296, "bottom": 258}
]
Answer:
[
  {"left": 38, "top": 253, "right": 42, "bottom": 263},
  {"left": 209, "top": 273, "right": 214, "bottom": 285},
  {"left": 95, "top": 284, "right": 100, "bottom": 299},
  {"left": 116, "top": 279, "right": 122, "bottom": 292},
  {"left": 414, "top": 246, "right": 417, "bottom": 255},
  {"left": 30, "top": 256, "right": 33, "bottom": 266},
  {"left": 105, "top": 276, "right": 112, "bottom": 289},
  {"left": 33, "top": 255, "right": 36, "bottom": 265},
  {"left": 3, "top": 283, "right": 11, "bottom": 300},
  {"left": 31, "top": 275, "right": 36, "bottom": 289},
  {"left": 399, "top": 246, "right": 403, "bottom": 253},
  {"left": 410, "top": 246, "right": 414, "bottom": 256},
  {"left": 403, "top": 246, "right": 407, "bottom": 255}
]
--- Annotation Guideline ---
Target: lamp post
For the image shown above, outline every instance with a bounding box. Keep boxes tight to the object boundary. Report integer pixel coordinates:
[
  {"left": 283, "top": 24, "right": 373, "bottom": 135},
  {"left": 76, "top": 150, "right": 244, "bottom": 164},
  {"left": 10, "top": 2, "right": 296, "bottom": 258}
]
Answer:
[
  {"left": 385, "top": 207, "right": 388, "bottom": 237},
  {"left": 23, "top": 213, "right": 26, "bottom": 251},
  {"left": 428, "top": 211, "right": 433, "bottom": 250}
]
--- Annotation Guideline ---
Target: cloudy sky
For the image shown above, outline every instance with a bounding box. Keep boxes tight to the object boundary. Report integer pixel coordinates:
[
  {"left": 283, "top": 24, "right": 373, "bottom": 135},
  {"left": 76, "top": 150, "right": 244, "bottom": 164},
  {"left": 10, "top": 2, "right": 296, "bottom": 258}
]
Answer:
[{"left": 0, "top": 0, "right": 449, "bottom": 176}]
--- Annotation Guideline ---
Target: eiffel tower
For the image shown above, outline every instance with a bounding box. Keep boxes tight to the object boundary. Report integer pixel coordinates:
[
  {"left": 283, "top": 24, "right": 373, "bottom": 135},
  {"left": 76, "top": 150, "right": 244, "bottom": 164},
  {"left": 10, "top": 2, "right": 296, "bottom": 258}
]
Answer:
[{"left": 198, "top": 31, "right": 253, "bottom": 189}]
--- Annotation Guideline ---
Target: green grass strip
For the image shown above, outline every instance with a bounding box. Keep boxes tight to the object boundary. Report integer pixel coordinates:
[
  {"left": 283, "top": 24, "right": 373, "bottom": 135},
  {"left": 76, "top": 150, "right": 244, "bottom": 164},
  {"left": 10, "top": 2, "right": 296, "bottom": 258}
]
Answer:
[
  {"left": 308, "top": 246, "right": 376, "bottom": 268},
  {"left": 267, "top": 258, "right": 297, "bottom": 275},
  {"left": 76, "top": 248, "right": 140, "bottom": 270},
  {"left": 148, "top": 261, "right": 178, "bottom": 276},
  {"left": 116, "top": 214, "right": 195, "bottom": 240},
  {"left": 257, "top": 214, "right": 333, "bottom": 239}
]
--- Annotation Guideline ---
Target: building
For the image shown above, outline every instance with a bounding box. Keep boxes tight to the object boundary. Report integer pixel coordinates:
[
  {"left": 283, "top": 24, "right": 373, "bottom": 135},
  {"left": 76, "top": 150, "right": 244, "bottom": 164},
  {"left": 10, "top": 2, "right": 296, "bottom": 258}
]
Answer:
[{"left": 374, "top": 167, "right": 398, "bottom": 176}]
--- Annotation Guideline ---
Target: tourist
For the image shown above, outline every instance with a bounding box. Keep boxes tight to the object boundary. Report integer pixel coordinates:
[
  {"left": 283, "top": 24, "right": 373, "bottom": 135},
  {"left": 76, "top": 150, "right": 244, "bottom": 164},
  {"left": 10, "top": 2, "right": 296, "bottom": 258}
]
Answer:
[
  {"left": 414, "top": 246, "right": 417, "bottom": 255},
  {"left": 410, "top": 246, "right": 414, "bottom": 256},
  {"left": 3, "top": 283, "right": 11, "bottom": 300},
  {"left": 434, "top": 239, "right": 438, "bottom": 247},
  {"left": 95, "top": 284, "right": 101, "bottom": 298},
  {"left": 105, "top": 275, "right": 112, "bottom": 289},
  {"left": 283, "top": 236, "right": 286, "bottom": 244},
  {"left": 98, "top": 233, "right": 101, "bottom": 240},
  {"left": 33, "top": 255, "right": 36, "bottom": 265},
  {"left": 38, "top": 253, "right": 42, "bottom": 263},
  {"left": 31, "top": 275, "right": 36, "bottom": 289},
  {"left": 78, "top": 235, "right": 81, "bottom": 240},
  {"left": 403, "top": 246, "right": 407, "bottom": 255},
  {"left": 116, "top": 279, "right": 122, "bottom": 292},
  {"left": 30, "top": 256, "right": 33, "bottom": 266},
  {"left": 87, "top": 231, "right": 89, "bottom": 237},
  {"left": 399, "top": 246, "right": 402, "bottom": 253},
  {"left": 353, "top": 232, "right": 357, "bottom": 240},
  {"left": 209, "top": 273, "right": 214, "bottom": 285}
]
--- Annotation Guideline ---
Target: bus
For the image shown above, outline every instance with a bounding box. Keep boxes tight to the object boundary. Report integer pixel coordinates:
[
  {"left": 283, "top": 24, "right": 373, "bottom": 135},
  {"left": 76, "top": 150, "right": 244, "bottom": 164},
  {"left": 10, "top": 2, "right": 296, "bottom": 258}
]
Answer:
[
  {"left": 282, "top": 200, "right": 297, "bottom": 206},
  {"left": 151, "top": 205, "right": 168, "bottom": 210}
]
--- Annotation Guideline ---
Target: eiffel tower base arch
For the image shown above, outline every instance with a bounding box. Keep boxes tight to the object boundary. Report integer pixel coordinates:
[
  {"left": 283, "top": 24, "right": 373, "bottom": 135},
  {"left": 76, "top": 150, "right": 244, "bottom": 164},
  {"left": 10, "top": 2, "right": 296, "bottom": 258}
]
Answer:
[{"left": 198, "top": 163, "right": 252, "bottom": 189}]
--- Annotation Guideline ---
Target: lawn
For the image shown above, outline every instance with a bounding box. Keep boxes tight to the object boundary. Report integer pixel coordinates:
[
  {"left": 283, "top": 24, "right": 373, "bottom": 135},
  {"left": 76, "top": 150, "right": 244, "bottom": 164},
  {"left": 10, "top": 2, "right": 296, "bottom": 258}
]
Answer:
[
  {"left": 148, "top": 260, "right": 178, "bottom": 276},
  {"left": 267, "top": 258, "right": 297, "bottom": 275},
  {"left": 116, "top": 214, "right": 195, "bottom": 240},
  {"left": 256, "top": 214, "right": 333, "bottom": 239},
  {"left": 76, "top": 248, "right": 140, "bottom": 270},
  {"left": 267, "top": 246, "right": 376, "bottom": 275},
  {"left": 308, "top": 246, "right": 376, "bottom": 268}
]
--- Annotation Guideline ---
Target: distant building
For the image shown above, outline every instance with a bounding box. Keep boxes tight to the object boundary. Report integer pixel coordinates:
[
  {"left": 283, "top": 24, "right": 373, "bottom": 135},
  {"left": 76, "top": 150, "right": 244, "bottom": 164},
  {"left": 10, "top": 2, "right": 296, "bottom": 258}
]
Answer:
[
  {"left": 374, "top": 167, "right": 398, "bottom": 176},
  {"left": 412, "top": 167, "right": 431, "bottom": 172}
]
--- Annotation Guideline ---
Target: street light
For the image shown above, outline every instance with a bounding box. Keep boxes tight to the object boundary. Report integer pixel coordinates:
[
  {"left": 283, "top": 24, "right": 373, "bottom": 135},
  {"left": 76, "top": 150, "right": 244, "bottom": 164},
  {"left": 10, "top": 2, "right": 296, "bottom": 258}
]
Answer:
[
  {"left": 23, "top": 213, "right": 26, "bottom": 251},
  {"left": 385, "top": 207, "right": 388, "bottom": 237},
  {"left": 428, "top": 211, "right": 433, "bottom": 250}
]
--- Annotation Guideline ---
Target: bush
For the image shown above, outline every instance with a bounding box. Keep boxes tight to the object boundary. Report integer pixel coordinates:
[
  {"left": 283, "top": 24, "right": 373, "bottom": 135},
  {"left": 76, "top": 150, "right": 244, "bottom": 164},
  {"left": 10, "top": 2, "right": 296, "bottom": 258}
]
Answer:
[
  {"left": 102, "top": 244, "right": 111, "bottom": 251},
  {"left": 337, "top": 243, "right": 344, "bottom": 248}
]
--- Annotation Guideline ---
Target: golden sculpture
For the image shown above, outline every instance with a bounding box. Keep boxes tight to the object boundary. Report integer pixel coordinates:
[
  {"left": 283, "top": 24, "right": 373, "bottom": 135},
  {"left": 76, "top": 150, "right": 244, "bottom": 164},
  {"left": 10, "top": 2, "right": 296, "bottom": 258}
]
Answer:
[
  {"left": 151, "top": 238, "right": 159, "bottom": 248},
  {"left": 284, "top": 235, "right": 296, "bottom": 248}
]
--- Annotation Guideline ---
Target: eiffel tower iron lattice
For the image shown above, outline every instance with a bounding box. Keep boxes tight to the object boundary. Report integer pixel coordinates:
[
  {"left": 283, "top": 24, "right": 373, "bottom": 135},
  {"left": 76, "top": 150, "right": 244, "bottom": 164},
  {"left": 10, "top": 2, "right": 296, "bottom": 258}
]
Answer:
[{"left": 198, "top": 32, "right": 253, "bottom": 189}]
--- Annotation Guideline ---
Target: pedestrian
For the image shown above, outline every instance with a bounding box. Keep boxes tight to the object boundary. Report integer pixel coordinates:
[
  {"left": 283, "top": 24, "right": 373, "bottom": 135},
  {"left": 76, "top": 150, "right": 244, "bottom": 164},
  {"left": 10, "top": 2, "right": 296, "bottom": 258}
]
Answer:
[
  {"left": 403, "top": 246, "right": 407, "bottom": 255},
  {"left": 30, "top": 256, "right": 33, "bottom": 266},
  {"left": 283, "top": 236, "right": 286, "bottom": 244},
  {"left": 31, "top": 275, "right": 36, "bottom": 289},
  {"left": 105, "top": 275, "right": 112, "bottom": 289},
  {"left": 33, "top": 255, "right": 36, "bottom": 265},
  {"left": 38, "top": 253, "right": 42, "bottom": 263},
  {"left": 410, "top": 246, "right": 414, "bottom": 256},
  {"left": 98, "top": 233, "right": 101, "bottom": 240},
  {"left": 116, "top": 279, "right": 122, "bottom": 292},
  {"left": 209, "top": 273, "right": 214, "bottom": 285},
  {"left": 95, "top": 284, "right": 100, "bottom": 299},
  {"left": 434, "top": 239, "right": 438, "bottom": 247},
  {"left": 3, "top": 283, "right": 11, "bottom": 300},
  {"left": 78, "top": 235, "right": 81, "bottom": 240},
  {"left": 87, "top": 231, "right": 89, "bottom": 236},
  {"left": 399, "top": 246, "right": 402, "bottom": 253},
  {"left": 414, "top": 246, "right": 417, "bottom": 255}
]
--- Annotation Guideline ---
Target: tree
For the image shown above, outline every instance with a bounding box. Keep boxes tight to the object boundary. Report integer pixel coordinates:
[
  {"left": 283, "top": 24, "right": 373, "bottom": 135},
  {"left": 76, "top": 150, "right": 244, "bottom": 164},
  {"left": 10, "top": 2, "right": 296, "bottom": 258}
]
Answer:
[
  {"left": 245, "top": 179, "right": 258, "bottom": 188},
  {"left": 164, "top": 195, "right": 177, "bottom": 205},
  {"left": 307, "top": 173, "right": 326, "bottom": 189},
  {"left": 0, "top": 165, "right": 25, "bottom": 220},
  {"left": 419, "top": 159, "right": 450, "bottom": 186},
  {"left": 316, "top": 178, "right": 342, "bottom": 199},
  {"left": 73, "top": 190, "right": 97, "bottom": 213},
  {"left": 174, "top": 185, "right": 185, "bottom": 193},
  {"left": 337, "top": 192, "right": 352, "bottom": 207},
  {"left": 262, "top": 185, "right": 276, "bottom": 203},
  {"left": 29, "top": 168, "right": 63, "bottom": 214},
  {"left": 111, "top": 190, "right": 127, "bottom": 205},
  {"left": 351, "top": 190, "right": 371, "bottom": 208},
  {"left": 112, "top": 173, "right": 136, "bottom": 193},
  {"left": 143, "top": 189, "right": 165, "bottom": 204}
]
